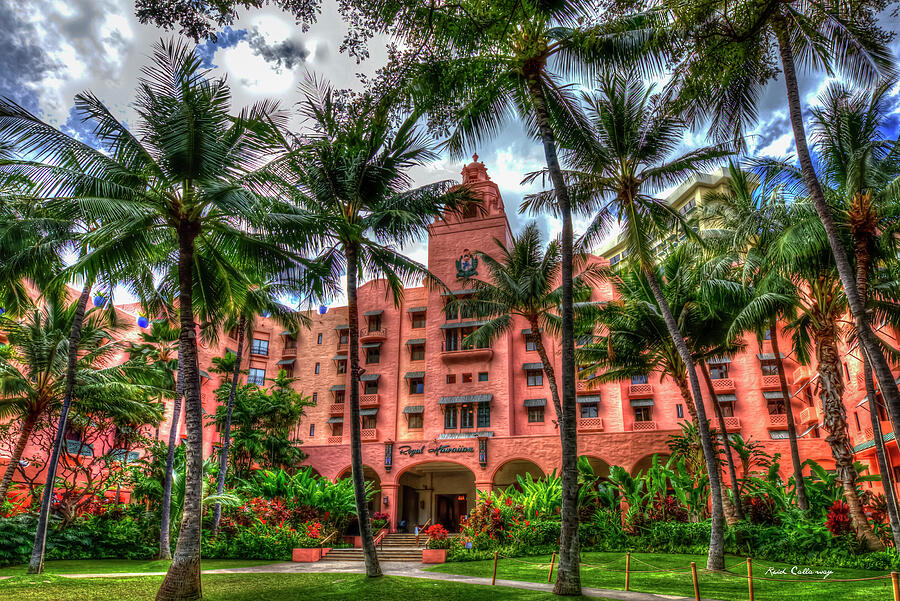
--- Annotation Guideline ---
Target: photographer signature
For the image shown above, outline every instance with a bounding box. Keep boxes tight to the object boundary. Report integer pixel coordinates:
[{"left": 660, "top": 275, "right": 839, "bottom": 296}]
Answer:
[{"left": 765, "top": 566, "right": 834, "bottom": 579}]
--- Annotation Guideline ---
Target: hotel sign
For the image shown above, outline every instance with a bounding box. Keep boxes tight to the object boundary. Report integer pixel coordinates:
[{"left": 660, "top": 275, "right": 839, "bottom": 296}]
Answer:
[{"left": 397, "top": 443, "right": 475, "bottom": 458}]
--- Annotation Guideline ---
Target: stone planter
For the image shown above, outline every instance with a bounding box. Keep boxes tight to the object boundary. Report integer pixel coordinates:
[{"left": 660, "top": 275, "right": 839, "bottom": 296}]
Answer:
[
  {"left": 422, "top": 548, "right": 447, "bottom": 564},
  {"left": 292, "top": 548, "right": 322, "bottom": 562}
]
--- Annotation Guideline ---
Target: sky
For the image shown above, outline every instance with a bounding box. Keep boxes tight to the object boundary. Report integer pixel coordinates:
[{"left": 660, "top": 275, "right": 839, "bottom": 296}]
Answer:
[{"left": 3, "top": 0, "right": 900, "bottom": 307}]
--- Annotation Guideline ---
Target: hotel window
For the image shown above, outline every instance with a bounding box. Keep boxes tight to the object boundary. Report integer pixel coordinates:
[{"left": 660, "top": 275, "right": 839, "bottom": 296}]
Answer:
[
  {"left": 528, "top": 406, "right": 545, "bottom": 423},
  {"left": 364, "top": 380, "right": 379, "bottom": 395},
  {"left": 719, "top": 401, "right": 735, "bottom": 417},
  {"left": 410, "top": 343, "right": 425, "bottom": 361},
  {"left": 462, "top": 373, "right": 473, "bottom": 384},
  {"left": 478, "top": 372, "right": 488, "bottom": 382},
  {"left": 337, "top": 359, "right": 347, "bottom": 374},
  {"left": 409, "top": 377, "right": 424, "bottom": 395},
  {"left": 339, "top": 332, "right": 349, "bottom": 345},
  {"left": 580, "top": 403, "right": 599, "bottom": 418},
  {"left": 526, "top": 369, "right": 544, "bottom": 387},
  {"left": 412, "top": 311, "right": 427, "bottom": 329},
  {"left": 248, "top": 367, "right": 265, "bottom": 385},
  {"left": 366, "top": 346, "right": 381, "bottom": 364},
  {"left": 763, "top": 329, "right": 771, "bottom": 340},
  {"left": 767, "top": 398, "right": 786, "bottom": 414},
  {"left": 445, "top": 328, "right": 459, "bottom": 351},
  {"left": 250, "top": 338, "right": 269, "bottom": 356},
  {"left": 462, "top": 203, "right": 479, "bottom": 219},
  {"left": 228, "top": 327, "right": 238, "bottom": 340},
  {"left": 459, "top": 300, "right": 474, "bottom": 320},
  {"left": 709, "top": 360, "right": 729, "bottom": 379},
  {"left": 312, "top": 392, "right": 318, "bottom": 404},
  {"left": 444, "top": 407, "right": 458, "bottom": 429},
  {"left": 631, "top": 374, "right": 649, "bottom": 385},
  {"left": 368, "top": 314, "right": 382, "bottom": 331},
  {"left": 332, "top": 422, "right": 343, "bottom": 437},
  {"left": 477, "top": 403, "right": 491, "bottom": 428},
  {"left": 460, "top": 404, "right": 475, "bottom": 428},
  {"left": 854, "top": 412, "right": 861, "bottom": 431},
  {"left": 334, "top": 390, "right": 345, "bottom": 403},
  {"left": 284, "top": 335, "right": 297, "bottom": 349},
  {"left": 761, "top": 361, "right": 779, "bottom": 376},
  {"left": 445, "top": 300, "right": 458, "bottom": 320},
  {"left": 609, "top": 253, "right": 621, "bottom": 267},
  {"left": 676, "top": 404, "right": 684, "bottom": 419},
  {"left": 314, "top": 362, "right": 320, "bottom": 374},
  {"left": 361, "top": 415, "right": 377, "bottom": 429},
  {"left": 317, "top": 333, "right": 323, "bottom": 345},
  {"left": 282, "top": 364, "right": 294, "bottom": 378},
  {"left": 525, "top": 335, "right": 537, "bottom": 352},
  {"left": 309, "top": 424, "right": 315, "bottom": 437},
  {"left": 408, "top": 413, "right": 424, "bottom": 429},
  {"left": 633, "top": 406, "right": 652, "bottom": 422},
  {"left": 446, "top": 374, "right": 456, "bottom": 384}
]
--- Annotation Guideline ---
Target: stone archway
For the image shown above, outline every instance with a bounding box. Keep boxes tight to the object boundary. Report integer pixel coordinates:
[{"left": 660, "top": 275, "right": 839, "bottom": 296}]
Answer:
[
  {"left": 580, "top": 455, "right": 611, "bottom": 480},
  {"left": 630, "top": 453, "right": 670, "bottom": 477},
  {"left": 338, "top": 465, "right": 382, "bottom": 519},
  {"left": 396, "top": 461, "right": 476, "bottom": 533},
  {"left": 491, "top": 458, "right": 545, "bottom": 492}
]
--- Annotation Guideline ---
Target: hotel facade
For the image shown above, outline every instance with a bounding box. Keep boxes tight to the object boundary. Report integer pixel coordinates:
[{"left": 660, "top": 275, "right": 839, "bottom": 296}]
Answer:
[{"left": 3, "top": 157, "right": 896, "bottom": 531}]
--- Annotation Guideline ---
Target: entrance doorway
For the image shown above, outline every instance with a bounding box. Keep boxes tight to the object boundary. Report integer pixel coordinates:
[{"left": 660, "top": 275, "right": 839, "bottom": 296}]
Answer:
[{"left": 397, "top": 461, "right": 475, "bottom": 533}]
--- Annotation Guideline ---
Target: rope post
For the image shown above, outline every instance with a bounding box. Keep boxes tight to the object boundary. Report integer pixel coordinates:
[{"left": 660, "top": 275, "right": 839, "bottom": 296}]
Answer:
[
  {"left": 690, "top": 562, "right": 700, "bottom": 601},
  {"left": 492, "top": 551, "right": 498, "bottom": 586},
  {"left": 892, "top": 572, "right": 899, "bottom": 601},
  {"left": 625, "top": 552, "right": 631, "bottom": 591},
  {"left": 547, "top": 552, "right": 556, "bottom": 583},
  {"left": 747, "top": 558, "right": 754, "bottom": 601}
]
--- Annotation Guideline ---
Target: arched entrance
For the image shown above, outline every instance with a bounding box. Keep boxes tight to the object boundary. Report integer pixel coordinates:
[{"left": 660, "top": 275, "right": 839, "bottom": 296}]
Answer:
[
  {"left": 492, "top": 459, "right": 545, "bottom": 491},
  {"left": 397, "top": 461, "right": 475, "bottom": 533},
  {"left": 338, "top": 465, "right": 382, "bottom": 515},
  {"left": 580, "top": 456, "right": 611, "bottom": 481},
  {"left": 631, "top": 453, "right": 670, "bottom": 476}
]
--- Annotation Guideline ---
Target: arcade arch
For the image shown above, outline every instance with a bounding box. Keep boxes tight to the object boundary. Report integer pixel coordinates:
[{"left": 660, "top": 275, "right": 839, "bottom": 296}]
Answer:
[
  {"left": 396, "top": 461, "right": 475, "bottom": 533},
  {"left": 491, "top": 458, "right": 545, "bottom": 491}
]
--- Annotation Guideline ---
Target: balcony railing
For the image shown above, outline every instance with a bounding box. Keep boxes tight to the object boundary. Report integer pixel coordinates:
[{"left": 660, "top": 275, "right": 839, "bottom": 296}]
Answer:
[
  {"left": 282, "top": 345, "right": 297, "bottom": 357},
  {"left": 628, "top": 383, "right": 654, "bottom": 397},
  {"left": 578, "top": 417, "right": 604, "bottom": 432},
  {"left": 440, "top": 343, "right": 493, "bottom": 362},
  {"left": 767, "top": 413, "right": 788, "bottom": 428},
  {"left": 799, "top": 405, "right": 822, "bottom": 425},
  {"left": 723, "top": 416, "right": 741, "bottom": 432},
  {"left": 576, "top": 379, "right": 600, "bottom": 393},
  {"left": 329, "top": 403, "right": 345, "bottom": 414},
  {"left": 327, "top": 436, "right": 342, "bottom": 444},
  {"left": 361, "top": 428, "right": 377, "bottom": 441},
  {"left": 761, "top": 375, "right": 782, "bottom": 389},
  {"left": 360, "top": 328, "right": 387, "bottom": 343},
  {"left": 360, "top": 394, "right": 379, "bottom": 406},
  {"left": 711, "top": 378, "right": 735, "bottom": 392},
  {"left": 632, "top": 421, "right": 657, "bottom": 431}
]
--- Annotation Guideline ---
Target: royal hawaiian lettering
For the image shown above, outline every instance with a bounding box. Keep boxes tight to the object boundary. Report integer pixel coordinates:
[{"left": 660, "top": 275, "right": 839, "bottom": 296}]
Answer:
[{"left": 397, "top": 444, "right": 475, "bottom": 458}]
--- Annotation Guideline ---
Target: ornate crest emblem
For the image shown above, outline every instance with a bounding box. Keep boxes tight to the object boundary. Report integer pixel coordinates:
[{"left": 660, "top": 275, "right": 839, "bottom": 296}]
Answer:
[{"left": 455, "top": 250, "right": 478, "bottom": 278}]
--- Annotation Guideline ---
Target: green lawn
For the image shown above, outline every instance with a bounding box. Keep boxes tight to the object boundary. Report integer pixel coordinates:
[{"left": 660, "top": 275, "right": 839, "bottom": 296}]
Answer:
[
  {"left": 428, "top": 551, "right": 895, "bottom": 600},
  {"left": 0, "top": 573, "right": 603, "bottom": 601},
  {"left": 0, "top": 558, "right": 280, "bottom": 576}
]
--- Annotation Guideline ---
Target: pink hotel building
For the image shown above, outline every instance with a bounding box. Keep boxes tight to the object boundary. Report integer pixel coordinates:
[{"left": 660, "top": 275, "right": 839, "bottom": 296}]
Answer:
[{"left": 5, "top": 156, "right": 896, "bottom": 531}]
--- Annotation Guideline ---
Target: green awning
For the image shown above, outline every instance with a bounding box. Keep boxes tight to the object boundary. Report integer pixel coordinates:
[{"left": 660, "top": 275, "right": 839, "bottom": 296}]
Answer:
[
  {"left": 440, "top": 320, "right": 488, "bottom": 329},
  {"left": 406, "top": 338, "right": 426, "bottom": 345},
  {"left": 225, "top": 347, "right": 237, "bottom": 355},
  {"left": 279, "top": 330, "right": 294, "bottom": 336},
  {"left": 854, "top": 431, "right": 896, "bottom": 453},
  {"left": 403, "top": 405, "right": 424, "bottom": 414},
  {"left": 364, "top": 310, "right": 384, "bottom": 316},
  {"left": 276, "top": 358, "right": 296, "bottom": 365},
  {"left": 360, "top": 374, "right": 380, "bottom": 382},
  {"left": 522, "top": 362, "right": 543, "bottom": 370},
  {"left": 359, "top": 408, "right": 378, "bottom": 416},
  {"left": 199, "top": 370, "right": 210, "bottom": 379},
  {"left": 330, "top": 385, "right": 346, "bottom": 391},
  {"left": 362, "top": 342, "right": 382, "bottom": 349},
  {"left": 708, "top": 356, "right": 732, "bottom": 364},
  {"left": 521, "top": 328, "right": 542, "bottom": 335},
  {"left": 327, "top": 417, "right": 343, "bottom": 424},
  {"left": 332, "top": 354, "right": 347, "bottom": 361},
  {"left": 335, "top": 324, "right": 350, "bottom": 330},
  {"left": 407, "top": 306, "right": 427, "bottom": 313},
  {"left": 763, "top": 391, "right": 785, "bottom": 400},
  {"left": 576, "top": 395, "right": 601, "bottom": 404},
  {"left": 757, "top": 353, "right": 785, "bottom": 360},
  {"left": 439, "top": 394, "right": 492, "bottom": 405},
  {"left": 440, "top": 289, "right": 474, "bottom": 296},
  {"left": 405, "top": 371, "right": 425, "bottom": 379},
  {"left": 524, "top": 398, "right": 546, "bottom": 407},
  {"left": 630, "top": 398, "right": 654, "bottom": 407},
  {"left": 716, "top": 394, "right": 737, "bottom": 403}
]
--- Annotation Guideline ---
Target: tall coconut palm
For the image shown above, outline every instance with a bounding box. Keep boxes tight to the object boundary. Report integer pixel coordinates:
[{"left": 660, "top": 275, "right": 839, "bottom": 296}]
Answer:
[
  {"left": 666, "top": 0, "right": 900, "bottom": 441},
  {"left": 701, "top": 161, "right": 811, "bottom": 511},
  {"left": 269, "top": 78, "right": 469, "bottom": 578},
  {"left": 461, "top": 222, "right": 600, "bottom": 429},
  {"left": 526, "top": 73, "right": 733, "bottom": 569},
  {"left": 0, "top": 40, "right": 307, "bottom": 598}
]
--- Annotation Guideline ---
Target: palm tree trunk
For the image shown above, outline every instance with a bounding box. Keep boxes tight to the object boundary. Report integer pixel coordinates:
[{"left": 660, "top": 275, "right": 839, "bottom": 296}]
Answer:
[
  {"left": 769, "top": 319, "right": 809, "bottom": 511},
  {"left": 531, "top": 320, "right": 562, "bottom": 419},
  {"left": 526, "top": 78, "right": 580, "bottom": 595},
  {"left": 158, "top": 366, "right": 184, "bottom": 560},
  {"left": 771, "top": 16, "right": 900, "bottom": 447},
  {"left": 864, "top": 356, "right": 900, "bottom": 547},
  {"left": 0, "top": 410, "right": 39, "bottom": 503},
  {"left": 643, "top": 265, "right": 725, "bottom": 570},
  {"left": 27, "top": 280, "right": 91, "bottom": 574},
  {"left": 700, "top": 362, "right": 744, "bottom": 522},
  {"left": 814, "top": 328, "right": 882, "bottom": 550},
  {"left": 345, "top": 243, "right": 381, "bottom": 578},
  {"left": 156, "top": 223, "right": 204, "bottom": 601},
  {"left": 212, "top": 316, "right": 245, "bottom": 536}
]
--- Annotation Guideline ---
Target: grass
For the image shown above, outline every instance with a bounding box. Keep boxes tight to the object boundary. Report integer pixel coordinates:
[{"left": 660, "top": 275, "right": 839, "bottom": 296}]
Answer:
[
  {"left": 428, "top": 551, "right": 895, "bottom": 600},
  {"left": 0, "top": 558, "right": 280, "bottom": 576},
  {"left": 0, "top": 573, "right": 605, "bottom": 601}
]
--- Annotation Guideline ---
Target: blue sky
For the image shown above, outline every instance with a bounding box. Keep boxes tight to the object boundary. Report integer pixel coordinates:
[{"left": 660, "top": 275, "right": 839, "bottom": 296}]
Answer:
[{"left": 2, "top": 0, "right": 899, "bottom": 305}]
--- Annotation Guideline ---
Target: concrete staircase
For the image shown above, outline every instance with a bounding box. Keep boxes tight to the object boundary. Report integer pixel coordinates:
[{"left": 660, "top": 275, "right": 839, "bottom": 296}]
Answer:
[{"left": 322, "top": 533, "right": 423, "bottom": 562}]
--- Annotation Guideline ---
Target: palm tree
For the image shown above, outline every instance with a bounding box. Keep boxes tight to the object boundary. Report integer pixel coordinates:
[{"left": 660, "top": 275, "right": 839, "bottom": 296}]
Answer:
[
  {"left": 528, "top": 74, "right": 732, "bottom": 569},
  {"left": 461, "top": 222, "right": 599, "bottom": 430},
  {"left": 667, "top": 0, "right": 900, "bottom": 440},
  {"left": 701, "top": 161, "right": 811, "bottom": 511},
  {"left": 270, "top": 79, "right": 468, "bottom": 578},
  {"left": 0, "top": 41, "right": 307, "bottom": 598}
]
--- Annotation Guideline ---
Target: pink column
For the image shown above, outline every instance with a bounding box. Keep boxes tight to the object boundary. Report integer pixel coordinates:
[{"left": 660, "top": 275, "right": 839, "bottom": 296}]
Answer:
[{"left": 381, "top": 483, "right": 399, "bottom": 531}]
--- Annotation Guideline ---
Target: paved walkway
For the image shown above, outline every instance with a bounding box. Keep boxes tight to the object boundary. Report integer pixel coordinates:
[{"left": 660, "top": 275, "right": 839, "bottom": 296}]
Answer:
[{"left": 52, "top": 560, "right": 722, "bottom": 601}]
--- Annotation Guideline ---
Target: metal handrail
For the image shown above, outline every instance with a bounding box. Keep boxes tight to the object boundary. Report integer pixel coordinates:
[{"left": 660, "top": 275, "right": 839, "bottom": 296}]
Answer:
[
  {"left": 374, "top": 527, "right": 389, "bottom": 550},
  {"left": 319, "top": 530, "right": 338, "bottom": 548},
  {"left": 416, "top": 519, "right": 431, "bottom": 547}
]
